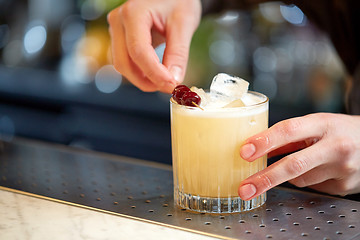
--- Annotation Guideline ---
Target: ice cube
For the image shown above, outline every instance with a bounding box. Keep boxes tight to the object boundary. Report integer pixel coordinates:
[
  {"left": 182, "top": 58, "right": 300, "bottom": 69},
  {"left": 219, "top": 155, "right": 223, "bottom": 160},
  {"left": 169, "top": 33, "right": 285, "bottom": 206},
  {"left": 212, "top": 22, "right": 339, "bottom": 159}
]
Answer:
[
  {"left": 210, "top": 73, "right": 249, "bottom": 100},
  {"left": 223, "top": 99, "right": 245, "bottom": 108},
  {"left": 190, "top": 86, "right": 209, "bottom": 107}
]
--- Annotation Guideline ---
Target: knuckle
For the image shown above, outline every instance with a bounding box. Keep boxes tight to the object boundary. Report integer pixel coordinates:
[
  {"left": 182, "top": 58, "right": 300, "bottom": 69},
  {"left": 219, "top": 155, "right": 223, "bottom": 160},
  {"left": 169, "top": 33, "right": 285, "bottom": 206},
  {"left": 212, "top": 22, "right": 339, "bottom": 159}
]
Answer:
[
  {"left": 127, "top": 42, "right": 144, "bottom": 61},
  {"left": 319, "top": 112, "right": 335, "bottom": 123},
  {"left": 171, "top": 45, "right": 189, "bottom": 61},
  {"left": 144, "top": 67, "right": 157, "bottom": 80},
  {"left": 285, "top": 155, "right": 309, "bottom": 176},
  {"left": 107, "top": 10, "right": 115, "bottom": 24},
  {"left": 336, "top": 182, "right": 352, "bottom": 196},
  {"left": 107, "top": 7, "right": 119, "bottom": 24},
  {"left": 166, "top": 45, "right": 189, "bottom": 63},
  {"left": 290, "top": 177, "right": 307, "bottom": 188},
  {"left": 317, "top": 113, "right": 338, "bottom": 132},
  {"left": 335, "top": 137, "right": 355, "bottom": 158},
  {"left": 172, "top": 4, "right": 201, "bottom": 27},
  {"left": 316, "top": 112, "right": 331, "bottom": 120},
  {"left": 274, "top": 118, "right": 302, "bottom": 140},
  {"left": 339, "top": 159, "right": 358, "bottom": 176},
  {"left": 256, "top": 173, "right": 274, "bottom": 190},
  {"left": 119, "top": 2, "right": 135, "bottom": 20}
]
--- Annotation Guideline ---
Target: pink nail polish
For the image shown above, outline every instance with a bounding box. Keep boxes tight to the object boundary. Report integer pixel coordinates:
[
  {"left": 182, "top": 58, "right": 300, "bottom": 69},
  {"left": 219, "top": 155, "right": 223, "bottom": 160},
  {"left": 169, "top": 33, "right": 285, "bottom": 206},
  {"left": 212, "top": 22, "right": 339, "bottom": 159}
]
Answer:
[
  {"left": 239, "top": 184, "right": 256, "bottom": 200},
  {"left": 240, "top": 143, "right": 256, "bottom": 159}
]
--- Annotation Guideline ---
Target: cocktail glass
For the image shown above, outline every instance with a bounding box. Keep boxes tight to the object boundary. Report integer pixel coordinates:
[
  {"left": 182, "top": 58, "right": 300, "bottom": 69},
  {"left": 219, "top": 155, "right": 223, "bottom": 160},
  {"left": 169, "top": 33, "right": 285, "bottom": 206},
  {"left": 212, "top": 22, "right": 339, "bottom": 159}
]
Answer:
[{"left": 170, "top": 91, "right": 268, "bottom": 213}]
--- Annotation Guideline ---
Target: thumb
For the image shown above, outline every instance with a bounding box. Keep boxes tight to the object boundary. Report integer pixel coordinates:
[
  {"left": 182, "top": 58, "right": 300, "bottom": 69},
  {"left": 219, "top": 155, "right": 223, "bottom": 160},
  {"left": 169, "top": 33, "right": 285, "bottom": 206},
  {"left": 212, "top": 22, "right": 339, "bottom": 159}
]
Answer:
[{"left": 162, "top": 15, "right": 199, "bottom": 84}]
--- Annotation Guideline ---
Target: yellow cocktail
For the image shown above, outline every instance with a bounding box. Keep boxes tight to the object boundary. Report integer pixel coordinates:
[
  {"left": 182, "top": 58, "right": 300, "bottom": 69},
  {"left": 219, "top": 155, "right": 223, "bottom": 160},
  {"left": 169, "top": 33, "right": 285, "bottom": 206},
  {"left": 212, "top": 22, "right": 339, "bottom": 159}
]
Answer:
[{"left": 171, "top": 91, "right": 268, "bottom": 213}]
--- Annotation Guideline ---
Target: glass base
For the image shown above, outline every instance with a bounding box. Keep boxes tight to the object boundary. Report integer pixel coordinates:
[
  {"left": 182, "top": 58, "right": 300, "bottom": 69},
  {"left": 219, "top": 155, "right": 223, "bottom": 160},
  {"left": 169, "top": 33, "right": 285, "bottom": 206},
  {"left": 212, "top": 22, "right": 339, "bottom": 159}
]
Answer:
[{"left": 175, "top": 190, "right": 266, "bottom": 214}]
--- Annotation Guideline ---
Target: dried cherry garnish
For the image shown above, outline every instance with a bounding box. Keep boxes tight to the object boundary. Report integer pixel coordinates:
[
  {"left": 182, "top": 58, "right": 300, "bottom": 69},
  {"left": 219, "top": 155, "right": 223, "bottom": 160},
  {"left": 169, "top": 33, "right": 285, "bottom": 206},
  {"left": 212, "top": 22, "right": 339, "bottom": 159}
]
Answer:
[
  {"left": 181, "top": 91, "right": 201, "bottom": 107},
  {"left": 172, "top": 85, "right": 190, "bottom": 104}
]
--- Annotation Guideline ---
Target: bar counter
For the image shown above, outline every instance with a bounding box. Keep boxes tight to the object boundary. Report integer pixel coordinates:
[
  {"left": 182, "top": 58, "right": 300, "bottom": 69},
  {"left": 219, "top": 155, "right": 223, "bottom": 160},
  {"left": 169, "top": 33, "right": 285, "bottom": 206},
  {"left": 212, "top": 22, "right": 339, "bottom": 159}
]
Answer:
[
  {"left": 0, "top": 188, "right": 214, "bottom": 240},
  {"left": 0, "top": 138, "right": 359, "bottom": 239}
]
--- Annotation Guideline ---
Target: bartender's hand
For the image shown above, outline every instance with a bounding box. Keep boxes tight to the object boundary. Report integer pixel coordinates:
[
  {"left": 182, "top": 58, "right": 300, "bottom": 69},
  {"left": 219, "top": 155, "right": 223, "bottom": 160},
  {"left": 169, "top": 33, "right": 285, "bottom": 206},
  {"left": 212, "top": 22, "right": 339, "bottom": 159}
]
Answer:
[
  {"left": 239, "top": 113, "right": 360, "bottom": 199},
  {"left": 107, "top": 0, "right": 201, "bottom": 93}
]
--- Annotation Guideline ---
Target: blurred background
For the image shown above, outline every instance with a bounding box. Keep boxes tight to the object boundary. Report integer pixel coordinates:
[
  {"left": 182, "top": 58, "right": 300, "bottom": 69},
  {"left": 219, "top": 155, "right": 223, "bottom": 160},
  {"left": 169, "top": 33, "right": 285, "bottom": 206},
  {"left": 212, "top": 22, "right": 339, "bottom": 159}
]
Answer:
[{"left": 0, "top": 0, "right": 346, "bottom": 164}]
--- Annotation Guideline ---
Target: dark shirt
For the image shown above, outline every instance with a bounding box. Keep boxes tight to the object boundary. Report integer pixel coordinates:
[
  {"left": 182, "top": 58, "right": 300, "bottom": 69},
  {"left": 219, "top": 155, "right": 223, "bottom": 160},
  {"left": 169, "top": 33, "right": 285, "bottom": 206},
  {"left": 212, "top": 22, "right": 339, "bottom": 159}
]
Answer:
[{"left": 202, "top": 0, "right": 360, "bottom": 114}]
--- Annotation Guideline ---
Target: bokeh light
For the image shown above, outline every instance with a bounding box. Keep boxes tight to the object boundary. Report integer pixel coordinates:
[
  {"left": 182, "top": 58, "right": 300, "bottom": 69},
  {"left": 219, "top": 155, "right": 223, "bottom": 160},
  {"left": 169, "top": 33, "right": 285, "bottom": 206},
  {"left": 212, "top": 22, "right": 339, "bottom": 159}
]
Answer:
[
  {"left": 216, "top": 11, "right": 240, "bottom": 25},
  {"left": 59, "top": 54, "right": 93, "bottom": 85},
  {"left": 81, "top": 0, "right": 106, "bottom": 20},
  {"left": 23, "top": 23, "right": 47, "bottom": 55},
  {"left": 95, "top": 64, "right": 122, "bottom": 93},
  {"left": 280, "top": 4, "right": 306, "bottom": 26},
  {"left": 61, "top": 15, "right": 86, "bottom": 53},
  {"left": 253, "top": 47, "right": 277, "bottom": 72},
  {"left": 259, "top": 2, "right": 284, "bottom": 23},
  {"left": 209, "top": 39, "right": 235, "bottom": 66}
]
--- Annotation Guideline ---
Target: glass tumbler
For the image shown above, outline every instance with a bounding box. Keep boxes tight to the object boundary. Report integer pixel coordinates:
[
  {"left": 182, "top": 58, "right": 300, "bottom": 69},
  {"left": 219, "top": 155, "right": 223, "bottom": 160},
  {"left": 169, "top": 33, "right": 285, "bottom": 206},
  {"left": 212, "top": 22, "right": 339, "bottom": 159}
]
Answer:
[{"left": 170, "top": 91, "right": 268, "bottom": 213}]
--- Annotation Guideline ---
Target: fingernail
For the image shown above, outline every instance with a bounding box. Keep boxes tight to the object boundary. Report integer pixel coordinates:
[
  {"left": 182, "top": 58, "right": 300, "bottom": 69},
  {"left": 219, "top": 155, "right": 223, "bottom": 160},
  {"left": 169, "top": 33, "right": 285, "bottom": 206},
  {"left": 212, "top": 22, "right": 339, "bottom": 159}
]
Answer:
[
  {"left": 240, "top": 143, "right": 256, "bottom": 159},
  {"left": 169, "top": 66, "right": 182, "bottom": 83},
  {"left": 239, "top": 184, "right": 256, "bottom": 200}
]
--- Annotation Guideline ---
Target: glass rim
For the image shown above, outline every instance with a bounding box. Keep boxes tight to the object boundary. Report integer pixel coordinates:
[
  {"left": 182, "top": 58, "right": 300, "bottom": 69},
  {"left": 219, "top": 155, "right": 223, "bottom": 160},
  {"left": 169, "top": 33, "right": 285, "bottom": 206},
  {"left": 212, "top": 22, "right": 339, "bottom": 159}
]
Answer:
[{"left": 170, "top": 90, "right": 269, "bottom": 110}]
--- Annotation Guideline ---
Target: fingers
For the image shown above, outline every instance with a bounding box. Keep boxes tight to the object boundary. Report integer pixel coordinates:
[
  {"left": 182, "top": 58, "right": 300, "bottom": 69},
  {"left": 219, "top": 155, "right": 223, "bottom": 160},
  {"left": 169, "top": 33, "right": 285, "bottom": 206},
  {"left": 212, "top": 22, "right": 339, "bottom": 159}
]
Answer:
[
  {"left": 267, "top": 141, "right": 308, "bottom": 158},
  {"left": 162, "top": 7, "right": 200, "bottom": 83},
  {"left": 121, "top": 5, "right": 177, "bottom": 92},
  {"left": 108, "top": 0, "right": 201, "bottom": 93},
  {"left": 108, "top": 5, "right": 176, "bottom": 93},
  {"left": 108, "top": 9, "right": 159, "bottom": 92},
  {"left": 240, "top": 114, "right": 327, "bottom": 162},
  {"left": 238, "top": 113, "right": 360, "bottom": 199},
  {"left": 288, "top": 165, "right": 337, "bottom": 188},
  {"left": 238, "top": 141, "right": 327, "bottom": 200},
  {"left": 308, "top": 177, "right": 360, "bottom": 196},
  {"left": 267, "top": 138, "right": 319, "bottom": 158},
  {"left": 308, "top": 180, "right": 345, "bottom": 196}
]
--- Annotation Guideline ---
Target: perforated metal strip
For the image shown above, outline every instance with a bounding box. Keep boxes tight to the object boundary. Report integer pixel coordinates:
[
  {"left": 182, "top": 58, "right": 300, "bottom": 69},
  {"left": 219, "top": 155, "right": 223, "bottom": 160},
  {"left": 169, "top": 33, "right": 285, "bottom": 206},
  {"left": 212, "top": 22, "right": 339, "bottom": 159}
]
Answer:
[{"left": 1, "top": 139, "right": 360, "bottom": 240}]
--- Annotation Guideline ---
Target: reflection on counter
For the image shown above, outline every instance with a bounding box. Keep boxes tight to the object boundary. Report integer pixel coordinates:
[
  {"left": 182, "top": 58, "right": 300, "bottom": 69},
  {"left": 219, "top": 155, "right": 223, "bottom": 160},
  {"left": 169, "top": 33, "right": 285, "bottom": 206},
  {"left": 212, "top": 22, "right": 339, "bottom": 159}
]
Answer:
[{"left": 0, "top": 0, "right": 346, "bottom": 164}]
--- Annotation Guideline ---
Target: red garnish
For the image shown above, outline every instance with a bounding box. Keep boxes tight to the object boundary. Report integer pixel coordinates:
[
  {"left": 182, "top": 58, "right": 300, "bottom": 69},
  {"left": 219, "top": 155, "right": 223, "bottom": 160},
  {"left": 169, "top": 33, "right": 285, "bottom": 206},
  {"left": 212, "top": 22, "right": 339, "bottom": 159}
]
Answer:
[
  {"left": 172, "top": 85, "right": 201, "bottom": 108},
  {"left": 172, "top": 85, "right": 190, "bottom": 104},
  {"left": 181, "top": 91, "right": 201, "bottom": 107}
]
